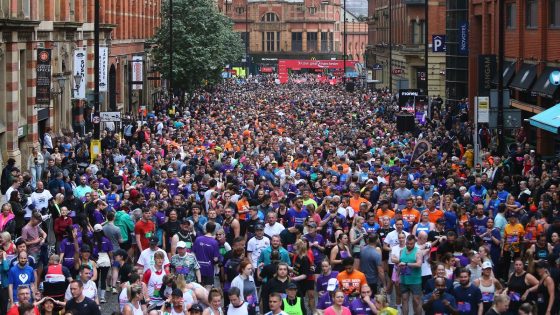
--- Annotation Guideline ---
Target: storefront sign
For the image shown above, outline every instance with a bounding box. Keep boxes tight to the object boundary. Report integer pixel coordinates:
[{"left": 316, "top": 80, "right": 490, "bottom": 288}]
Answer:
[
  {"left": 478, "top": 55, "right": 496, "bottom": 96},
  {"left": 36, "top": 49, "right": 52, "bottom": 105},
  {"left": 458, "top": 22, "right": 469, "bottom": 55},
  {"left": 132, "top": 56, "right": 143, "bottom": 90}
]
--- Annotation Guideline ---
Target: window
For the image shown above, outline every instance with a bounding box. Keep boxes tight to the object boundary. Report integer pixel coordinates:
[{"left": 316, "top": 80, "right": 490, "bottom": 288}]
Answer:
[
  {"left": 321, "top": 32, "right": 330, "bottom": 51},
  {"left": 262, "top": 32, "right": 279, "bottom": 51},
  {"left": 296, "top": 3, "right": 304, "bottom": 12},
  {"left": 551, "top": 0, "right": 560, "bottom": 26},
  {"left": 292, "top": 32, "right": 303, "bottom": 51},
  {"left": 20, "top": 0, "right": 30, "bottom": 18},
  {"left": 226, "top": 4, "right": 231, "bottom": 13},
  {"left": 526, "top": 0, "right": 537, "bottom": 28},
  {"left": 506, "top": 3, "right": 516, "bottom": 28},
  {"left": 235, "top": 7, "right": 245, "bottom": 15},
  {"left": 240, "top": 32, "right": 249, "bottom": 48},
  {"left": 307, "top": 32, "right": 318, "bottom": 51},
  {"left": 411, "top": 20, "right": 425, "bottom": 44},
  {"left": 262, "top": 12, "right": 279, "bottom": 22},
  {"left": 308, "top": 7, "right": 317, "bottom": 14}
]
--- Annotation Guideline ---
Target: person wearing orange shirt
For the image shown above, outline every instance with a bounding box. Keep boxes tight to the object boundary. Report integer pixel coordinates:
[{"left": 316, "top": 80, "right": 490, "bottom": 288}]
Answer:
[
  {"left": 401, "top": 198, "right": 421, "bottom": 226},
  {"left": 375, "top": 200, "right": 395, "bottom": 225},
  {"left": 336, "top": 257, "right": 367, "bottom": 297},
  {"left": 349, "top": 188, "right": 369, "bottom": 213},
  {"left": 502, "top": 215, "right": 525, "bottom": 278},
  {"left": 424, "top": 199, "right": 444, "bottom": 224},
  {"left": 236, "top": 191, "right": 251, "bottom": 236}
]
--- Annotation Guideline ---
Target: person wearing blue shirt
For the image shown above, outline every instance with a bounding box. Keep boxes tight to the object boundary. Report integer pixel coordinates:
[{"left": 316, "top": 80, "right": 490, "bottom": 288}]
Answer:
[
  {"left": 363, "top": 214, "right": 380, "bottom": 234},
  {"left": 495, "top": 182, "right": 510, "bottom": 204},
  {"left": 410, "top": 180, "right": 425, "bottom": 200},
  {"left": 258, "top": 235, "right": 291, "bottom": 266},
  {"left": 285, "top": 197, "right": 309, "bottom": 228},
  {"left": 467, "top": 178, "right": 487, "bottom": 204},
  {"left": 422, "top": 277, "right": 458, "bottom": 315},
  {"left": 452, "top": 269, "right": 482, "bottom": 315},
  {"left": 391, "top": 210, "right": 411, "bottom": 232},
  {"left": 8, "top": 252, "right": 35, "bottom": 305}
]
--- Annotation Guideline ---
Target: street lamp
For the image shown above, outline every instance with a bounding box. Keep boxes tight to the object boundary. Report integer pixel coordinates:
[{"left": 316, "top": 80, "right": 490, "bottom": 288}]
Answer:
[
  {"left": 73, "top": 72, "right": 82, "bottom": 97},
  {"left": 72, "top": 72, "right": 85, "bottom": 136}
]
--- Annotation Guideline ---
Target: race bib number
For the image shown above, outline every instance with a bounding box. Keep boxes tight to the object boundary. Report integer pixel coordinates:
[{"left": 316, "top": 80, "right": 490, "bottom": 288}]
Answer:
[
  {"left": 457, "top": 302, "right": 471, "bottom": 312},
  {"left": 482, "top": 292, "right": 494, "bottom": 303}
]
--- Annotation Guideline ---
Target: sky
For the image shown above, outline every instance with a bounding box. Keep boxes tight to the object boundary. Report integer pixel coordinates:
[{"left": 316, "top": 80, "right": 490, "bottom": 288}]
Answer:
[{"left": 345, "top": 0, "right": 367, "bottom": 17}]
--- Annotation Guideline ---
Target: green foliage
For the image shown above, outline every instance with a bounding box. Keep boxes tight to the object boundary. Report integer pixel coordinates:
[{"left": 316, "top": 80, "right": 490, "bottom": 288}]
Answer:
[{"left": 152, "top": 0, "right": 244, "bottom": 91}]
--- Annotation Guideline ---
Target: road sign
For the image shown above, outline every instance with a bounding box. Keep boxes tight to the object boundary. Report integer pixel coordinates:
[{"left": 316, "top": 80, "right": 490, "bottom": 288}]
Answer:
[
  {"left": 100, "top": 111, "right": 121, "bottom": 122},
  {"left": 432, "top": 35, "right": 446, "bottom": 52},
  {"left": 92, "top": 116, "right": 100, "bottom": 124},
  {"left": 372, "top": 63, "right": 383, "bottom": 70},
  {"left": 392, "top": 68, "right": 403, "bottom": 75}
]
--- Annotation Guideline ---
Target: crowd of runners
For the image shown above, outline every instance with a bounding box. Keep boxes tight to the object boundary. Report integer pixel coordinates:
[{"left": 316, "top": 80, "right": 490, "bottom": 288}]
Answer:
[{"left": 0, "top": 75, "right": 558, "bottom": 315}]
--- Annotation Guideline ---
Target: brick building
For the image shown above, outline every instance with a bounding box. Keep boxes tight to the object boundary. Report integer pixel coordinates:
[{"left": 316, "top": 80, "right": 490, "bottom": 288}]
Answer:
[
  {"left": 366, "top": 0, "right": 446, "bottom": 97},
  {"left": 221, "top": 0, "right": 367, "bottom": 74},
  {"left": 468, "top": 0, "right": 560, "bottom": 154},
  {"left": 0, "top": 0, "right": 160, "bottom": 170}
]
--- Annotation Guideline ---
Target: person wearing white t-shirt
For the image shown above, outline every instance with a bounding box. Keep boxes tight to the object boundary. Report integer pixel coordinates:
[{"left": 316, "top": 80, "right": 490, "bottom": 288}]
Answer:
[
  {"left": 264, "top": 212, "right": 285, "bottom": 238},
  {"left": 137, "top": 236, "right": 170, "bottom": 272},
  {"left": 247, "top": 224, "right": 270, "bottom": 267},
  {"left": 383, "top": 218, "right": 410, "bottom": 249},
  {"left": 227, "top": 287, "right": 249, "bottom": 315},
  {"left": 30, "top": 181, "right": 53, "bottom": 212},
  {"left": 65, "top": 265, "right": 99, "bottom": 304}
]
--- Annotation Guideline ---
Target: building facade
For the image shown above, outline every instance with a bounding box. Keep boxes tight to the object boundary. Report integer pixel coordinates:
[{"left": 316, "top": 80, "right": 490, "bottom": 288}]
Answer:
[
  {"left": 468, "top": 0, "right": 560, "bottom": 154},
  {"left": 0, "top": 0, "right": 160, "bottom": 170},
  {"left": 366, "top": 0, "right": 447, "bottom": 97},
  {"left": 221, "top": 0, "right": 367, "bottom": 74}
]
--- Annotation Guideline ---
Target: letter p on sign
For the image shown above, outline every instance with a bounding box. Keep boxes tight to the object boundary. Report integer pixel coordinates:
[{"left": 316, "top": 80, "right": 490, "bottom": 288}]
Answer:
[{"left": 432, "top": 35, "right": 446, "bottom": 53}]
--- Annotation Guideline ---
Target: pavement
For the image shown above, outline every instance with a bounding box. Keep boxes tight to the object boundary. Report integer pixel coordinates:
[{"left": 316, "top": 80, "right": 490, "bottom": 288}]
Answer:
[{"left": 100, "top": 289, "right": 120, "bottom": 314}]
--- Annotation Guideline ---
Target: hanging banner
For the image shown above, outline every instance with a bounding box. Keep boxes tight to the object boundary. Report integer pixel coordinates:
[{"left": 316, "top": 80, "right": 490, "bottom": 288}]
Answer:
[
  {"left": 99, "top": 47, "right": 108, "bottom": 92},
  {"left": 36, "top": 49, "right": 52, "bottom": 105},
  {"left": 410, "top": 140, "right": 432, "bottom": 164},
  {"left": 73, "top": 49, "right": 87, "bottom": 99},
  {"left": 132, "top": 56, "right": 143, "bottom": 90},
  {"left": 458, "top": 21, "right": 469, "bottom": 56},
  {"left": 478, "top": 55, "right": 496, "bottom": 97}
]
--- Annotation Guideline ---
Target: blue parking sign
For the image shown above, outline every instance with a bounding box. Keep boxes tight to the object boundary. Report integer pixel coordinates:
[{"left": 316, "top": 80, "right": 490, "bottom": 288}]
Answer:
[{"left": 432, "top": 35, "right": 446, "bottom": 52}]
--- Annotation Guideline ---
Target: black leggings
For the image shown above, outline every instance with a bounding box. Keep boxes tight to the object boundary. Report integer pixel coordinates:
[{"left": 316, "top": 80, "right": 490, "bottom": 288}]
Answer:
[{"left": 97, "top": 266, "right": 110, "bottom": 291}]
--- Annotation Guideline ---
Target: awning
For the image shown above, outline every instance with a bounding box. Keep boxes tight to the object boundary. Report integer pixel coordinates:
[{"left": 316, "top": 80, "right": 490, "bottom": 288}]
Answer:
[
  {"left": 529, "top": 103, "right": 560, "bottom": 134},
  {"left": 510, "top": 63, "right": 537, "bottom": 91},
  {"left": 492, "top": 61, "right": 516, "bottom": 85},
  {"left": 531, "top": 67, "right": 560, "bottom": 98}
]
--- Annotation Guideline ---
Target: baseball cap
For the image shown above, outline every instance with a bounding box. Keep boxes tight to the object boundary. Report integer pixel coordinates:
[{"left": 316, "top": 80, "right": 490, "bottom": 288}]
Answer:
[
  {"left": 436, "top": 218, "right": 446, "bottom": 225},
  {"left": 176, "top": 241, "right": 187, "bottom": 248},
  {"left": 327, "top": 278, "right": 338, "bottom": 292},
  {"left": 149, "top": 235, "right": 159, "bottom": 244},
  {"left": 286, "top": 282, "right": 298, "bottom": 290},
  {"left": 93, "top": 224, "right": 103, "bottom": 232},
  {"left": 180, "top": 217, "right": 192, "bottom": 225},
  {"left": 308, "top": 222, "right": 317, "bottom": 228},
  {"left": 81, "top": 245, "right": 91, "bottom": 253},
  {"left": 255, "top": 224, "right": 264, "bottom": 231},
  {"left": 482, "top": 261, "right": 493, "bottom": 269},
  {"left": 190, "top": 304, "right": 203, "bottom": 313}
]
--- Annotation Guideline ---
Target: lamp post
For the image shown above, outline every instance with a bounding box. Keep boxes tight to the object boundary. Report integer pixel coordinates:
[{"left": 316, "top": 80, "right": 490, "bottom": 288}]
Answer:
[
  {"left": 388, "top": 0, "right": 392, "bottom": 93},
  {"left": 169, "top": 0, "right": 173, "bottom": 95},
  {"left": 424, "top": 0, "right": 428, "bottom": 96},
  {"left": 94, "top": 0, "right": 100, "bottom": 140},
  {"left": 343, "top": 0, "right": 347, "bottom": 83},
  {"left": 245, "top": 0, "right": 249, "bottom": 77}
]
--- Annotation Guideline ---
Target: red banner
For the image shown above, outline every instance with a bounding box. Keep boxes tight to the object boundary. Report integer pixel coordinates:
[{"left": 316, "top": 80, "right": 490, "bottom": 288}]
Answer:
[
  {"left": 260, "top": 67, "right": 274, "bottom": 73},
  {"left": 278, "top": 59, "right": 358, "bottom": 83}
]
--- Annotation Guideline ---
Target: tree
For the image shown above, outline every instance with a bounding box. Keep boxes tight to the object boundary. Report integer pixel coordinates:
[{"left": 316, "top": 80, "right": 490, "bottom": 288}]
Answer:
[{"left": 152, "top": 0, "right": 244, "bottom": 93}]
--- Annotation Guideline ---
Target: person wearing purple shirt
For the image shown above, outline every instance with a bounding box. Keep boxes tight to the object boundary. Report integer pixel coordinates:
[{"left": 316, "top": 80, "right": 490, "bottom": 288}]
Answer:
[
  {"left": 470, "top": 204, "right": 489, "bottom": 236},
  {"left": 192, "top": 221, "right": 221, "bottom": 288},
  {"left": 348, "top": 285, "right": 376, "bottom": 315},
  {"left": 285, "top": 197, "right": 309, "bottom": 227},
  {"left": 165, "top": 175, "right": 180, "bottom": 196},
  {"left": 317, "top": 279, "right": 349, "bottom": 310},
  {"left": 304, "top": 222, "right": 325, "bottom": 268},
  {"left": 59, "top": 229, "right": 80, "bottom": 270},
  {"left": 316, "top": 263, "right": 339, "bottom": 296}
]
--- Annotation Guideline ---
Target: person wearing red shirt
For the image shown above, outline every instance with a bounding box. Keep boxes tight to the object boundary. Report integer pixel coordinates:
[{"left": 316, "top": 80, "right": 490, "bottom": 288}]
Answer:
[
  {"left": 135, "top": 208, "right": 156, "bottom": 252},
  {"left": 6, "top": 286, "right": 40, "bottom": 315}
]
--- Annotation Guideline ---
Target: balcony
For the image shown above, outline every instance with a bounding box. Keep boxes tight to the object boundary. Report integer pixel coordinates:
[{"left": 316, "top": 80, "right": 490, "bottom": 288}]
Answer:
[{"left": 403, "top": 0, "right": 425, "bottom": 5}]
